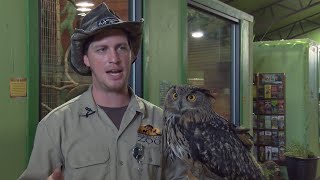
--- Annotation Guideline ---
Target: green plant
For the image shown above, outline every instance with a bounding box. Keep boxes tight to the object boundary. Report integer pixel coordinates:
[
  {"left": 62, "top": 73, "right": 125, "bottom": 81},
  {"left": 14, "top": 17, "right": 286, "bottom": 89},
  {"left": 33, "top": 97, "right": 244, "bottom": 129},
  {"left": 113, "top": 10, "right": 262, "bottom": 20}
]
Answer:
[
  {"left": 284, "top": 140, "right": 316, "bottom": 158},
  {"left": 260, "top": 161, "right": 281, "bottom": 180}
]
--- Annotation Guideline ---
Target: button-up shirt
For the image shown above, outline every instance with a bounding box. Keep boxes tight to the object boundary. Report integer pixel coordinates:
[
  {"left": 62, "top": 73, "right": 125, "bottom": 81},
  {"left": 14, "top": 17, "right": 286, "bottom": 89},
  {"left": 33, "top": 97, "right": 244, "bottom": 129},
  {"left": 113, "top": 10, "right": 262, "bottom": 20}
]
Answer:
[{"left": 18, "top": 86, "right": 187, "bottom": 180}]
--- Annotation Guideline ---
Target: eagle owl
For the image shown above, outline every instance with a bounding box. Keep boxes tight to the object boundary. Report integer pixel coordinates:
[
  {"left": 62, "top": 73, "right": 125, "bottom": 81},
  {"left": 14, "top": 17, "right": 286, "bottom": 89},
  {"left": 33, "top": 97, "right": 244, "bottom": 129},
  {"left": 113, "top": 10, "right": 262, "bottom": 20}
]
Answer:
[{"left": 163, "top": 85, "right": 265, "bottom": 179}]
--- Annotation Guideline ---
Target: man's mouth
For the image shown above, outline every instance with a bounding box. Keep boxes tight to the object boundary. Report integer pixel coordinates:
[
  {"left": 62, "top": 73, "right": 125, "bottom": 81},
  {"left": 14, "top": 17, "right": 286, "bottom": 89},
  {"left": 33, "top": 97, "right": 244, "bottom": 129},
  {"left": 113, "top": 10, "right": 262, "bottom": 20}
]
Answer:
[{"left": 106, "top": 69, "right": 123, "bottom": 76}]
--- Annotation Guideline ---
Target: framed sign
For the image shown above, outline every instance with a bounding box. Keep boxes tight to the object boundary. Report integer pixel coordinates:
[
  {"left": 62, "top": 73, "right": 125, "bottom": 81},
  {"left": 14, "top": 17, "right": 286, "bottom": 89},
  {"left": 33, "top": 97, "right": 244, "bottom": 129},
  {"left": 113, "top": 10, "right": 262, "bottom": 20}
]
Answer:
[{"left": 10, "top": 78, "right": 27, "bottom": 97}]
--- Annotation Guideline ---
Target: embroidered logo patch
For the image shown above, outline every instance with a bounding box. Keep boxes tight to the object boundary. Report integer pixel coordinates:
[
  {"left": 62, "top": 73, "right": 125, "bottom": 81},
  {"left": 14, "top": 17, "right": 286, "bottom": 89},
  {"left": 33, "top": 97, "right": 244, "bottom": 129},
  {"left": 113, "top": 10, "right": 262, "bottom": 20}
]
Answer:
[
  {"left": 97, "top": 17, "right": 120, "bottom": 27},
  {"left": 137, "top": 125, "right": 161, "bottom": 145},
  {"left": 138, "top": 125, "right": 161, "bottom": 136}
]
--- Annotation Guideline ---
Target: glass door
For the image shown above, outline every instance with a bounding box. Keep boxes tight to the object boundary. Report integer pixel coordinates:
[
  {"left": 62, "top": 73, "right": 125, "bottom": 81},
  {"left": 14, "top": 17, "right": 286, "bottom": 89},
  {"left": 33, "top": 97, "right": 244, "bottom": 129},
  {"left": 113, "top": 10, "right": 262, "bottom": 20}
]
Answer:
[{"left": 187, "top": 2, "right": 240, "bottom": 125}]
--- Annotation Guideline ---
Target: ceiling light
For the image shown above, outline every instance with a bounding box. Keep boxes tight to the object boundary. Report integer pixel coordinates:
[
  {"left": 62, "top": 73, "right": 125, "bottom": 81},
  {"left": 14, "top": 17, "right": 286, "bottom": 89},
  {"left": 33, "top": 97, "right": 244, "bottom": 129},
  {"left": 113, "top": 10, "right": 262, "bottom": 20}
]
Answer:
[
  {"left": 191, "top": 31, "right": 203, "bottom": 38},
  {"left": 76, "top": 2, "right": 94, "bottom": 7}
]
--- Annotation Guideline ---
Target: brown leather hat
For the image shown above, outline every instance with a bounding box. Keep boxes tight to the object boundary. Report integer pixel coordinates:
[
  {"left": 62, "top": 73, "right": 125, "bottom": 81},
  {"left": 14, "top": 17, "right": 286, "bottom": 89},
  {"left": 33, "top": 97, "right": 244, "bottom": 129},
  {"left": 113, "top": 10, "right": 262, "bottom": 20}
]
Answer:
[{"left": 70, "top": 2, "right": 143, "bottom": 76}]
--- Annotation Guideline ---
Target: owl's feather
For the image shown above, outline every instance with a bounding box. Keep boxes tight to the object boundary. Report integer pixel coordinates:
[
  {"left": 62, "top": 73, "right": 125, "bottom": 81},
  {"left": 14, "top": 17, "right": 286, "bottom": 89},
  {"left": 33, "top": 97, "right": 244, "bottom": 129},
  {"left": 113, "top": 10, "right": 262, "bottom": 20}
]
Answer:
[{"left": 164, "top": 85, "right": 265, "bottom": 179}]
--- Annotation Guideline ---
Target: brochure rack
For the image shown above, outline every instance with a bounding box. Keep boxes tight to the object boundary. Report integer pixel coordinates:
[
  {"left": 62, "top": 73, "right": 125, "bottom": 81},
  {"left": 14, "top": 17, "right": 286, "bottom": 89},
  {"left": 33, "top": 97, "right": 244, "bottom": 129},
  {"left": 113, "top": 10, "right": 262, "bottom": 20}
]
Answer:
[{"left": 253, "top": 73, "right": 286, "bottom": 164}]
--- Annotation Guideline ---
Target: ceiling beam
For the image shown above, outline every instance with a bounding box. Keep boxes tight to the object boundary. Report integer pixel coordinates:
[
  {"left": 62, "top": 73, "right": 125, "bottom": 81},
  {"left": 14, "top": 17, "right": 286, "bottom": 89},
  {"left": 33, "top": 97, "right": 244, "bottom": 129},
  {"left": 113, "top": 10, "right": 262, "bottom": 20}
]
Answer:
[
  {"left": 250, "top": 0, "right": 285, "bottom": 14},
  {"left": 223, "top": 0, "right": 236, "bottom": 3},
  {"left": 255, "top": 12, "right": 320, "bottom": 41},
  {"left": 254, "top": 0, "right": 320, "bottom": 40}
]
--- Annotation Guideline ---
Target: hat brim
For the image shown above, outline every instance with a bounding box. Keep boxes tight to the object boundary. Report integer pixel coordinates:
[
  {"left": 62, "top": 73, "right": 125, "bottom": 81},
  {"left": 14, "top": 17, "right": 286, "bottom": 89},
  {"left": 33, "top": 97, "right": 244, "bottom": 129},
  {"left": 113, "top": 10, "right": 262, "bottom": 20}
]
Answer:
[{"left": 70, "top": 21, "right": 143, "bottom": 76}]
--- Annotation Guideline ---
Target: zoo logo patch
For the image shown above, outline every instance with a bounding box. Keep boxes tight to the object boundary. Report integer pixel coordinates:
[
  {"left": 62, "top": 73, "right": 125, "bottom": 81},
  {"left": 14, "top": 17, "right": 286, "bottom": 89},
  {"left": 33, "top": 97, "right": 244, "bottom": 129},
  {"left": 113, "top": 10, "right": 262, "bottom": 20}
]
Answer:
[
  {"left": 138, "top": 125, "right": 161, "bottom": 136},
  {"left": 137, "top": 125, "right": 161, "bottom": 145}
]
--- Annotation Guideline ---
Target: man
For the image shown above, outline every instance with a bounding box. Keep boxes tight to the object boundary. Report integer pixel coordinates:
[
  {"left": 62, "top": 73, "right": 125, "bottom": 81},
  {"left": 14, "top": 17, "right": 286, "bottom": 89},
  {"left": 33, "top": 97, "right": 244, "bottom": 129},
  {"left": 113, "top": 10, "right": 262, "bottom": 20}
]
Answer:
[{"left": 19, "top": 3, "right": 187, "bottom": 180}]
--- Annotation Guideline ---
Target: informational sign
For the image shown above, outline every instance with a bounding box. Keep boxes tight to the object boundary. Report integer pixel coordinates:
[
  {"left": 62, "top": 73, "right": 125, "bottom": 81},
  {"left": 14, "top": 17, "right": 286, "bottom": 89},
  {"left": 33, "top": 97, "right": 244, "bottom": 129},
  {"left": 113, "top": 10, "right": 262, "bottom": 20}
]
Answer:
[
  {"left": 159, "top": 80, "right": 172, "bottom": 107},
  {"left": 10, "top": 78, "right": 27, "bottom": 97}
]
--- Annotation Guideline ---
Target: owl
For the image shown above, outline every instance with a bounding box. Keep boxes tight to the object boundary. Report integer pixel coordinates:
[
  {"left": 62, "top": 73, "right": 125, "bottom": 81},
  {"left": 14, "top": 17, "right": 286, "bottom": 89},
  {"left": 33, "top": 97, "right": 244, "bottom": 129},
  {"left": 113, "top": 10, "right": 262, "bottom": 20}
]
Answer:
[{"left": 163, "top": 85, "right": 265, "bottom": 180}]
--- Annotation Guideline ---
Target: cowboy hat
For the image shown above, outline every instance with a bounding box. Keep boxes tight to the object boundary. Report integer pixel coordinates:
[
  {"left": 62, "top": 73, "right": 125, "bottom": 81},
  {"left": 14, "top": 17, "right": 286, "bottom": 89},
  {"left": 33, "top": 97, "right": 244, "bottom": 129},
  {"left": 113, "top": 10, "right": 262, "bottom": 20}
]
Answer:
[{"left": 70, "top": 2, "right": 143, "bottom": 76}]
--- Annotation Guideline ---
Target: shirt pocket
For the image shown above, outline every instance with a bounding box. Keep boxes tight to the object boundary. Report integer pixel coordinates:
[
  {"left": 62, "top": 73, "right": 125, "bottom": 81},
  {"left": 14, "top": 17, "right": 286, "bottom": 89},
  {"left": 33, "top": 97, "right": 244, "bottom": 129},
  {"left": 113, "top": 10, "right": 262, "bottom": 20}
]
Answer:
[
  {"left": 139, "top": 146, "right": 161, "bottom": 179},
  {"left": 69, "top": 149, "right": 110, "bottom": 168},
  {"left": 143, "top": 146, "right": 161, "bottom": 166},
  {"left": 67, "top": 148, "right": 110, "bottom": 180}
]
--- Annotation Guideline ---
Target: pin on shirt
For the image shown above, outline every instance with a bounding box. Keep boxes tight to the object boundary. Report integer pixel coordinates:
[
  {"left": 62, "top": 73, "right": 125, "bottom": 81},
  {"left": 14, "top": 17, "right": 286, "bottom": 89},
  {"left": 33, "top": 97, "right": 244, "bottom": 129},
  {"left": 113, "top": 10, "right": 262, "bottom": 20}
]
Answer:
[
  {"left": 132, "top": 143, "right": 144, "bottom": 172},
  {"left": 84, "top": 107, "right": 96, "bottom": 117}
]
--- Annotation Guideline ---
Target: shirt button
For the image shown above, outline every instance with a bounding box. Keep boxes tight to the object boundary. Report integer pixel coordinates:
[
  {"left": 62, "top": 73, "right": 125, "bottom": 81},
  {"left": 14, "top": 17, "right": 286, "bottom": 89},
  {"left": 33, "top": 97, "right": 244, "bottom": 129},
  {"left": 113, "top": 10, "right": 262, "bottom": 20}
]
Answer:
[{"left": 119, "top": 161, "right": 124, "bottom": 166}]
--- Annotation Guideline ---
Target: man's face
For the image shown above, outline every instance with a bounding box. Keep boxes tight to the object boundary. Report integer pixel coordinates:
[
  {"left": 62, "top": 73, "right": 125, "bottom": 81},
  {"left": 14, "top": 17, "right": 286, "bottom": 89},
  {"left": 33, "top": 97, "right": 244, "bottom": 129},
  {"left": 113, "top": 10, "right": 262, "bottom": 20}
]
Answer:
[{"left": 84, "top": 29, "right": 132, "bottom": 93}]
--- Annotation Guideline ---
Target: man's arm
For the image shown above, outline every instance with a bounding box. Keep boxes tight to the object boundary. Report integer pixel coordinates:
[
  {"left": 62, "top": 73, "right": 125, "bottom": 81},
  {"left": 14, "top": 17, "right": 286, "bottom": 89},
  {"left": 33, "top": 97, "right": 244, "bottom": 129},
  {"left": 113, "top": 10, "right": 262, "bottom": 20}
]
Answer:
[{"left": 18, "top": 123, "right": 62, "bottom": 180}]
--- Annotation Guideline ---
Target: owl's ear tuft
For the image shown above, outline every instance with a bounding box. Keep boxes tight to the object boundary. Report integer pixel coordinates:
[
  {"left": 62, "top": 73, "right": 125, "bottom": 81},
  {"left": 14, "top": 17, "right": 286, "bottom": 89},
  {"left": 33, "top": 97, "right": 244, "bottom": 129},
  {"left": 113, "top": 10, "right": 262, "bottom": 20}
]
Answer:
[
  {"left": 203, "top": 89, "right": 215, "bottom": 99},
  {"left": 167, "top": 85, "right": 176, "bottom": 93},
  {"left": 194, "top": 87, "right": 215, "bottom": 99}
]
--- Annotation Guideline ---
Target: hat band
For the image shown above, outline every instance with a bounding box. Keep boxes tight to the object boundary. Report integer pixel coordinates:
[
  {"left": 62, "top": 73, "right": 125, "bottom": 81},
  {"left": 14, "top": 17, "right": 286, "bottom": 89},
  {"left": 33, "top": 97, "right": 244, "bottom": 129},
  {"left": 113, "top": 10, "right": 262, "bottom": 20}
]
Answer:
[{"left": 97, "top": 17, "right": 120, "bottom": 27}]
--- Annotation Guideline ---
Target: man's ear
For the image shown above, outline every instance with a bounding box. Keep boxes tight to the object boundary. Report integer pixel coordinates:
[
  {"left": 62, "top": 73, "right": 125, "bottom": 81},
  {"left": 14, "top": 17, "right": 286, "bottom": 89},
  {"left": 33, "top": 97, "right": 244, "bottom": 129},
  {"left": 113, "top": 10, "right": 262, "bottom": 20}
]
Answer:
[{"left": 84, "top": 54, "right": 90, "bottom": 67}]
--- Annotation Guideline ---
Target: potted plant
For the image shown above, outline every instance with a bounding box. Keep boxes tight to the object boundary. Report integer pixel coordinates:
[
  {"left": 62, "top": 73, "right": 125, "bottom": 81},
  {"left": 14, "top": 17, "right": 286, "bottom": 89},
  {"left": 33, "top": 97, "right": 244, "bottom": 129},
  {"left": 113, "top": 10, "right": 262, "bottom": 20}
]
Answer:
[{"left": 284, "top": 140, "right": 319, "bottom": 180}]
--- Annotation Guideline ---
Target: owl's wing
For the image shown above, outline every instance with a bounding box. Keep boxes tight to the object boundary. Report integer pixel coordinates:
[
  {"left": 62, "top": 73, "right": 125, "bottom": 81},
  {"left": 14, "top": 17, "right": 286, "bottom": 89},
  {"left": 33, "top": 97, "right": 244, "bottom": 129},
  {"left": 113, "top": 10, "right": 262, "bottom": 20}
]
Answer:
[
  {"left": 214, "top": 115, "right": 254, "bottom": 150},
  {"left": 186, "top": 115, "right": 264, "bottom": 179},
  {"left": 234, "top": 126, "right": 254, "bottom": 150}
]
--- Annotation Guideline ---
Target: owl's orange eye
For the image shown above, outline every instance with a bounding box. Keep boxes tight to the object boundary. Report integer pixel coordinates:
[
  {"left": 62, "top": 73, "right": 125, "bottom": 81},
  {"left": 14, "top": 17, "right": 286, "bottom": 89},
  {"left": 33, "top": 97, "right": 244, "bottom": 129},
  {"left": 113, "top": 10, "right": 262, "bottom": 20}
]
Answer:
[
  {"left": 172, "top": 93, "right": 178, "bottom": 100},
  {"left": 187, "top": 94, "right": 197, "bottom": 102}
]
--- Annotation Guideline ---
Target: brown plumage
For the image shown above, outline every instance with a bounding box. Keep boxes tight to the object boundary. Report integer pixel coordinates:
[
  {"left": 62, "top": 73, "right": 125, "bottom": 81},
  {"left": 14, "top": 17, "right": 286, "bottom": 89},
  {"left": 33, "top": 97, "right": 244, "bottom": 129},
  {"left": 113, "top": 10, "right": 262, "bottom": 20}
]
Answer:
[{"left": 163, "top": 85, "right": 265, "bottom": 179}]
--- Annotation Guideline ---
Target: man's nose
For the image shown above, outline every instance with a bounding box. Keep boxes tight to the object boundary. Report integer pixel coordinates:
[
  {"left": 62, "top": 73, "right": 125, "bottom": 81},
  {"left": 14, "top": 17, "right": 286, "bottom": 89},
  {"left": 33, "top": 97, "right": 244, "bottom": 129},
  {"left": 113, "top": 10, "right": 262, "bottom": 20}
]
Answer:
[{"left": 108, "top": 49, "right": 120, "bottom": 63}]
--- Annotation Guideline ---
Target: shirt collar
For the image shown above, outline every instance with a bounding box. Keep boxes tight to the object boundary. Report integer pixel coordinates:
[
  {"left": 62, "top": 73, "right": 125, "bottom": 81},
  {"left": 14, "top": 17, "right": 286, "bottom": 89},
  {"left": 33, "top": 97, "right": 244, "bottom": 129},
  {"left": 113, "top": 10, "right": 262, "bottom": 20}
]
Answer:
[{"left": 78, "top": 85, "right": 146, "bottom": 118}]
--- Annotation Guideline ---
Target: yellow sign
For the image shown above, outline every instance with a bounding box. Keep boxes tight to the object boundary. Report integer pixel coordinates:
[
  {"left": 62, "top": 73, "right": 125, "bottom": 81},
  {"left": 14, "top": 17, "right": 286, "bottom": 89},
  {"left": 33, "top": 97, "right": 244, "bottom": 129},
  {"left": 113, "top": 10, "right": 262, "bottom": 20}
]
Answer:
[{"left": 10, "top": 78, "right": 27, "bottom": 97}]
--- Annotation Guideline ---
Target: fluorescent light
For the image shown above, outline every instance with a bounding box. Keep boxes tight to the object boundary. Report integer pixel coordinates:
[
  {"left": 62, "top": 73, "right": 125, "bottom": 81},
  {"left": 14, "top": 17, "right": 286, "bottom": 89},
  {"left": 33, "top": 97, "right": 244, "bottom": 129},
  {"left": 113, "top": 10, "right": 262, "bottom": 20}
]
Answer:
[
  {"left": 77, "top": 7, "right": 92, "bottom": 12},
  {"left": 191, "top": 31, "right": 203, "bottom": 38},
  {"left": 76, "top": 2, "right": 94, "bottom": 7}
]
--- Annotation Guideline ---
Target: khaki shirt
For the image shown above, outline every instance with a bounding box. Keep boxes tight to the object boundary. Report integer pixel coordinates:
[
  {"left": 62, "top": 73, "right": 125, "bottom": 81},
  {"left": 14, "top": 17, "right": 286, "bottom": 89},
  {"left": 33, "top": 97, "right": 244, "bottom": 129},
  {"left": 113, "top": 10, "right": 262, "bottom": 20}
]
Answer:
[{"left": 19, "top": 87, "right": 187, "bottom": 180}]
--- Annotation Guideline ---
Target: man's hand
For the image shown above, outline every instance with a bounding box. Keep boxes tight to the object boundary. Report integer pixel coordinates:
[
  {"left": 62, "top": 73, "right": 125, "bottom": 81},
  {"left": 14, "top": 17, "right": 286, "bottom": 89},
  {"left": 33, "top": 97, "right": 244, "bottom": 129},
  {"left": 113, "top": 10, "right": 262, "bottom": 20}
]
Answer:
[{"left": 47, "top": 168, "right": 64, "bottom": 180}]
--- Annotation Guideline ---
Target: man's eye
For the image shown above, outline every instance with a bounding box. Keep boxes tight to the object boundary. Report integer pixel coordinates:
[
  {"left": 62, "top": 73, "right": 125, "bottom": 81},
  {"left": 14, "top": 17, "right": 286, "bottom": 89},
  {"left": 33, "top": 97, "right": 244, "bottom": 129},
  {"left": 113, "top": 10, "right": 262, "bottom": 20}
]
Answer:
[
  {"left": 118, "top": 45, "right": 129, "bottom": 51},
  {"left": 97, "top": 48, "right": 106, "bottom": 52}
]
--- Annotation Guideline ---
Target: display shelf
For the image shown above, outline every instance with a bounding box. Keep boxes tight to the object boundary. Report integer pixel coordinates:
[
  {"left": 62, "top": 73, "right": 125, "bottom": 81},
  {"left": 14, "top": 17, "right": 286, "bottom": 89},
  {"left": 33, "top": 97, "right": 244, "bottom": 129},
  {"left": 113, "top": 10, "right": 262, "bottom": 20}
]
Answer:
[{"left": 253, "top": 73, "right": 286, "bottom": 164}]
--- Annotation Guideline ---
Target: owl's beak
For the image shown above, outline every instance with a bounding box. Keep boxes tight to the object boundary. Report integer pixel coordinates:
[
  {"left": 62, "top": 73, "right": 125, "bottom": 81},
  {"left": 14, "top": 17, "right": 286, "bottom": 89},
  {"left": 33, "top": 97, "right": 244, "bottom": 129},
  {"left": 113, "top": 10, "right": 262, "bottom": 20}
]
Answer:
[
  {"left": 177, "top": 100, "right": 183, "bottom": 113},
  {"left": 177, "top": 100, "right": 182, "bottom": 111}
]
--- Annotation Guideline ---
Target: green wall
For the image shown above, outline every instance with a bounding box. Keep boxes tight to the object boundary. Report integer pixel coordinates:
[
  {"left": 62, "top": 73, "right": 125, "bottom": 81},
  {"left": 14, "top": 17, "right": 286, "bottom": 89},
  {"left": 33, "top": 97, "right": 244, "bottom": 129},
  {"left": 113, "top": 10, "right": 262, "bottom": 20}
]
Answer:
[
  {"left": 0, "top": 1, "right": 39, "bottom": 179},
  {"left": 0, "top": 1, "right": 27, "bottom": 179},
  {"left": 143, "top": 0, "right": 186, "bottom": 106},
  {"left": 240, "top": 20, "right": 254, "bottom": 128},
  {"left": 298, "top": 29, "right": 320, "bottom": 44},
  {"left": 253, "top": 39, "right": 320, "bottom": 176}
]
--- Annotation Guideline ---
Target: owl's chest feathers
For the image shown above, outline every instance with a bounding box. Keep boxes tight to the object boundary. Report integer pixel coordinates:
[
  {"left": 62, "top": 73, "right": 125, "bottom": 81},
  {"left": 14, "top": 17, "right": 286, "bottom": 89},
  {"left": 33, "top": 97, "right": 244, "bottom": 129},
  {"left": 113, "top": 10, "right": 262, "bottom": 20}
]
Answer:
[
  {"left": 175, "top": 117, "right": 210, "bottom": 142},
  {"left": 176, "top": 114, "right": 235, "bottom": 144}
]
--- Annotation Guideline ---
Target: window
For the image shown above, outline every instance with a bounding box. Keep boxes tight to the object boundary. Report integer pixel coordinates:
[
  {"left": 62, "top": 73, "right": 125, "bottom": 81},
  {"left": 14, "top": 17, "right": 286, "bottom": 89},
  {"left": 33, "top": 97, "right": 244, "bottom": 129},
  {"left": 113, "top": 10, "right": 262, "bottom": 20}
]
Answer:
[{"left": 187, "top": 3, "right": 240, "bottom": 125}]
